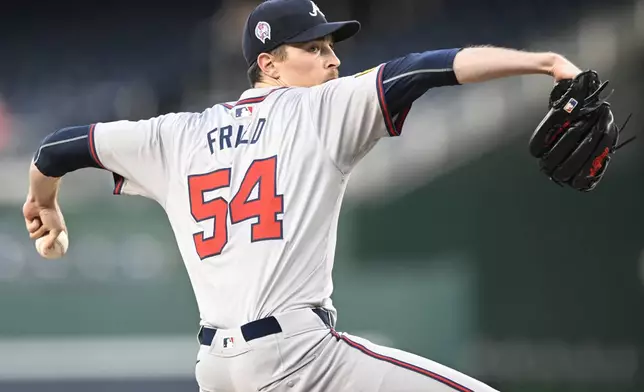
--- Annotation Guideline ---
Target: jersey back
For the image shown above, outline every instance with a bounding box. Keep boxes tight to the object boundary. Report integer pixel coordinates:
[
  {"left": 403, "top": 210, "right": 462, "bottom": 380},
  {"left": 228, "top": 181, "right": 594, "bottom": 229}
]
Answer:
[{"left": 92, "top": 65, "right": 404, "bottom": 328}]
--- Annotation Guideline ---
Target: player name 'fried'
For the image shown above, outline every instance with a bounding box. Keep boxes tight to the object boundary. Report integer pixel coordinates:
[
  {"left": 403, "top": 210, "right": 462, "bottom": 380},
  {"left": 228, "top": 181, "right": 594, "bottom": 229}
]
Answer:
[{"left": 207, "top": 118, "right": 267, "bottom": 153}]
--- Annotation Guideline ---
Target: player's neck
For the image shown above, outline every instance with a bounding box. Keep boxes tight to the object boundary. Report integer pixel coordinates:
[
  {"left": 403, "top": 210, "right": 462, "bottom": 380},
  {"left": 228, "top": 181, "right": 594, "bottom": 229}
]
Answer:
[{"left": 254, "top": 78, "right": 289, "bottom": 89}]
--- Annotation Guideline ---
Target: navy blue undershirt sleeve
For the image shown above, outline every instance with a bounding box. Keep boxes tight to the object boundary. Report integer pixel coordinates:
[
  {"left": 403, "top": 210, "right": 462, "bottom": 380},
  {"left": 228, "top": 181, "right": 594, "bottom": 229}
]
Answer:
[
  {"left": 382, "top": 48, "right": 462, "bottom": 116},
  {"left": 33, "top": 125, "right": 102, "bottom": 177}
]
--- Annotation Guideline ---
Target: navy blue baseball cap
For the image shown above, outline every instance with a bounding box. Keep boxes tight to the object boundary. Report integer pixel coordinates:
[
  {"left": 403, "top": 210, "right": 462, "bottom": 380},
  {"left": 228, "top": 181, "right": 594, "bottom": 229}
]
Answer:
[{"left": 242, "top": 0, "right": 361, "bottom": 66}]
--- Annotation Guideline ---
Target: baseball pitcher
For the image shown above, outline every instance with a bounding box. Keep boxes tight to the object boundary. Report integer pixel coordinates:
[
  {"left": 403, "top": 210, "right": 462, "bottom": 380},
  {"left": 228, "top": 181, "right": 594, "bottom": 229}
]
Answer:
[{"left": 24, "top": 0, "right": 631, "bottom": 391}]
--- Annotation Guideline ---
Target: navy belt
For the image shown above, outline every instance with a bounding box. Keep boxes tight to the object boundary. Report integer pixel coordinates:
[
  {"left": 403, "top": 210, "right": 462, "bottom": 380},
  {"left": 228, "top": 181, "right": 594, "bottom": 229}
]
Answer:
[{"left": 198, "top": 308, "right": 332, "bottom": 346}]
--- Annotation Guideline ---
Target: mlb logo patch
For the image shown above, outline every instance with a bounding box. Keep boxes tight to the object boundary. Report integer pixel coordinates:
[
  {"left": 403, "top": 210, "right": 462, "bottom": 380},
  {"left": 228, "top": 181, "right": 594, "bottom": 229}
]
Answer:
[
  {"left": 235, "top": 106, "right": 254, "bottom": 119},
  {"left": 223, "top": 337, "right": 235, "bottom": 348},
  {"left": 563, "top": 98, "right": 578, "bottom": 113}
]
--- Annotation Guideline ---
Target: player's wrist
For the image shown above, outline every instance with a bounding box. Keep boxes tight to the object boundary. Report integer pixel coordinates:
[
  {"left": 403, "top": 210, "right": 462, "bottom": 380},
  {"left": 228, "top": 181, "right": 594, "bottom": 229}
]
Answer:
[
  {"left": 28, "top": 191, "right": 58, "bottom": 209},
  {"left": 549, "top": 53, "right": 582, "bottom": 82},
  {"left": 541, "top": 52, "right": 559, "bottom": 77},
  {"left": 28, "top": 163, "right": 60, "bottom": 208}
]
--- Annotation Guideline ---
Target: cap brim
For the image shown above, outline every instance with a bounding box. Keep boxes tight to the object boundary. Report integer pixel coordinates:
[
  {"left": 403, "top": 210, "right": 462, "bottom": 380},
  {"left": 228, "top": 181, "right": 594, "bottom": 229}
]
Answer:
[{"left": 283, "top": 21, "right": 361, "bottom": 45}]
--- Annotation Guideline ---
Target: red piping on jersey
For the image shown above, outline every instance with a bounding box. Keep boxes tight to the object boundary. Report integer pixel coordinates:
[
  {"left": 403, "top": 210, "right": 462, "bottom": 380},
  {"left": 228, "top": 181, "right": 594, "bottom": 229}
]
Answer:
[
  {"left": 88, "top": 123, "right": 125, "bottom": 195},
  {"left": 88, "top": 124, "right": 105, "bottom": 169},
  {"left": 395, "top": 105, "right": 412, "bottom": 131},
  {"left": 223, "top": 87, "right": 289, "bottom": 110},
  {"left": 113, "top": 174, "right": 125, "bottom": 195},
  {"left": 330, "top": 330, "right": 474, "bottom": 392},
  {"left": 377, "top": 66, "right": 407, "bottom": 137}
]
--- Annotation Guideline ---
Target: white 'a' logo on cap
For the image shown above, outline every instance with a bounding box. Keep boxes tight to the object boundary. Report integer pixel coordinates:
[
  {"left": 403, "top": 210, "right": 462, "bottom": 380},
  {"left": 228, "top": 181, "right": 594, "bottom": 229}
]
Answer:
[
  {"left": 255, "top": 21, "right": 271, "bottom": 44},
  {"left": 309, "top": 1, "right": 325, "bottom": 17}
]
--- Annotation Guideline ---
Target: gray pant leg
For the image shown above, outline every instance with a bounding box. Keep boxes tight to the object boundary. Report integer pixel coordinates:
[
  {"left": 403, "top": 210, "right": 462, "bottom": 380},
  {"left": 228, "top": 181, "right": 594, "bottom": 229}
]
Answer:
[
  {"left": 265, "top": 331, "right": 500, "bottom": 392},
  {"left": 333, "top": 331, "right": 499, "bottom": 392}
]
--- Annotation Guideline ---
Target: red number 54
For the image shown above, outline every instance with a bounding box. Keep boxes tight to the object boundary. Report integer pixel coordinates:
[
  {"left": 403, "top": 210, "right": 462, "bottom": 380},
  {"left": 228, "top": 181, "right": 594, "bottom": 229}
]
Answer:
[{"left": 188, "top": 156, "right": 283, "bottom": 259}]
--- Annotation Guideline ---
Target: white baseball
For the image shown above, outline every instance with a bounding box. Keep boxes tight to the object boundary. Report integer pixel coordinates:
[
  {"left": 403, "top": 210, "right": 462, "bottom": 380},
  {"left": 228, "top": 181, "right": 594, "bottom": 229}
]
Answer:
[{"left": 35, "top": 231, "right": 69, "bottom": 259}]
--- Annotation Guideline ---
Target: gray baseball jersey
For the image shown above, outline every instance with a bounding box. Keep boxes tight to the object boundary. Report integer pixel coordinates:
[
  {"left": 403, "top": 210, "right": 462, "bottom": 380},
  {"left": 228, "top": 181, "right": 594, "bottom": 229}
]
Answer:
[
  {"left": 91, "top": 61, "right": 499, "bottom": 391},
  {"left": 91, "top": 65, "right": 394, "bottom": 329}
]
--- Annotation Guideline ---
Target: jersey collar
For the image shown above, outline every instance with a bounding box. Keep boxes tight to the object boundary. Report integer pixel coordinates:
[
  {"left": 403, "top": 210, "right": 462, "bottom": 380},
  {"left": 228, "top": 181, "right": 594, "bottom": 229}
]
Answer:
[
  {"left": 221, "top": 87, "right": 288, "bottom": 110},
  {"left": 239, "top": 86, "right": 285, "bottom": 100},
  {"left": 235, "top": 87, "right": 288, "bottom": 106}
]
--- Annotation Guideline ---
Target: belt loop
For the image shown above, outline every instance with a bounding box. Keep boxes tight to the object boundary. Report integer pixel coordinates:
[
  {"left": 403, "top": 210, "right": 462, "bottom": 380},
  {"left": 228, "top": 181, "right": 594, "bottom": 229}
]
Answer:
[{"left": 312, "top": 308, "right": 332, "bottom": 327}]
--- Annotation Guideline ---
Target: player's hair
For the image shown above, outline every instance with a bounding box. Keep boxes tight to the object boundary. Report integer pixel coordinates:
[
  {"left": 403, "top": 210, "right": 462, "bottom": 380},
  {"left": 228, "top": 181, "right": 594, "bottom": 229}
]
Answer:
[{"left": 247, "top": 45, "right": 288, "bottom": 87}]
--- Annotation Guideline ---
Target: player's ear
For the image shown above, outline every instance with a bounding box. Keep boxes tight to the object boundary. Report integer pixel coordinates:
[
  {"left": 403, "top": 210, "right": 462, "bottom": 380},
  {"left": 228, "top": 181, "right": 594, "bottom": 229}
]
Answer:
[{"left": 258, "top": 53, "right": 280, "bottom": 80}]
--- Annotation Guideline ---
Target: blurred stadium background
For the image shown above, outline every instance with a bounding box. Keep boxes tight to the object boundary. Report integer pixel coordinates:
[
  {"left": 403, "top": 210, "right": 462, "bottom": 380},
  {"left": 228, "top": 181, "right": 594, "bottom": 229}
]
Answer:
[{"left": 1, "top": 0, "right": 643, "bottom": 391}]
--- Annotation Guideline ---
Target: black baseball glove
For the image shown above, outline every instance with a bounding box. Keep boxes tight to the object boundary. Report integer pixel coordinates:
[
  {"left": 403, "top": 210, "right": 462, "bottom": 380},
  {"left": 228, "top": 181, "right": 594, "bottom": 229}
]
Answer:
[{"left": 529, "top": 70, "right": 635, "bottom": 192}]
